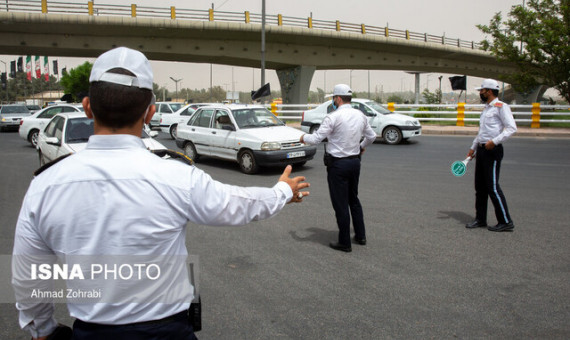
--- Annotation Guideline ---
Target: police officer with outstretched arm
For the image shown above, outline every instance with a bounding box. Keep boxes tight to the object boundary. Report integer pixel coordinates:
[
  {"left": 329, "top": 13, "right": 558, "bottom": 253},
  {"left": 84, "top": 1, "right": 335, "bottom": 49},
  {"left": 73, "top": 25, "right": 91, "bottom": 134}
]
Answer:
[
  {"left": 12, "top": 47, "right": 310, "bottom": 340},
  {"left": 301, "top": 84, "right": 376, "bottom": 252},
  {"left": 465, "top": 79, "right": 517, "bottom": 232}
]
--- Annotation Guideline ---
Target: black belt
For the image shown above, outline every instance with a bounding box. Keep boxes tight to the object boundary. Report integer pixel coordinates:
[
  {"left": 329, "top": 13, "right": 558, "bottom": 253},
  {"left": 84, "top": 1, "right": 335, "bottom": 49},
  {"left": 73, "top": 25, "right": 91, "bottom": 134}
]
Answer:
[
  {"left": 331, "top": 154, "right": 360, "bottom": 161},
  {"left": 76, "top": 310, "right": 187, "bottom": 329}
]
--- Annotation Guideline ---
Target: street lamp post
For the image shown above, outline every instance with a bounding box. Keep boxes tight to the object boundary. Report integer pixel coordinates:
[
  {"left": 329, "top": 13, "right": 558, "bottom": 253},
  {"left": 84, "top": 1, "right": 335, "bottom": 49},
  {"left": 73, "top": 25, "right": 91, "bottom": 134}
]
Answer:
[{"left": 169, "top": 77, "right": 182, "bottom": 100}]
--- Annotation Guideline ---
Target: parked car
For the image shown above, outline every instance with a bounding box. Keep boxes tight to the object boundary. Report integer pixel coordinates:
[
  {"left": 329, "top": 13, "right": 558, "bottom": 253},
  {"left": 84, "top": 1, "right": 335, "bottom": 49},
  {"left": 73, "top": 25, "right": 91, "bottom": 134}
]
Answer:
[
  {"left": 149, "top": 102, "right": 185, "bottom": 129},
  {"left": 176, "top": 104, "right": 317, "bottom": 174},
  {"left": 301, "top": 98, "right": 422, "bottom": 144},
  {"left": 37, "top": 112, "right": 166, "bottom": 166},
  {"left": 159, "top": 103, "right": 213, "bottom": 139},
  {"left": 19, "top": 104, "right": 83, "bottom": 147},
  {"left": 0, "top": 104, "right": 31, "bottom": 132}
]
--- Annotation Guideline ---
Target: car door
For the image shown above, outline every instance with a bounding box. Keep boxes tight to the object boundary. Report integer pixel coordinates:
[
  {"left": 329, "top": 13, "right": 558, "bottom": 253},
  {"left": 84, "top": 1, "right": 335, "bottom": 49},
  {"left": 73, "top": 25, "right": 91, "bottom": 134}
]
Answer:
[
  {"left": 186, "top": 108, "right": 215, "bottom": 156},
  {"left": 209, "top": 109, "right": 236, "bottom": 160},
  {"left": 352, "top": 102, "right": 378, "bottom": 128},
  {"left": 41, "top": 115, "right": 65, "bottom": 161}
]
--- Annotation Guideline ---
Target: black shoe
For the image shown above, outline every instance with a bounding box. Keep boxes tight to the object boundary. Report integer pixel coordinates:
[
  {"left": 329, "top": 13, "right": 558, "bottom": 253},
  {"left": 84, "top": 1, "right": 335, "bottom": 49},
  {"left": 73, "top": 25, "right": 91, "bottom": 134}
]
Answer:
[
  {"left": 329, "top": 242, "right": 352, "bottom": 252},
  {"left": 353, "top": 237, "right": 367, "bottom": 245},
  {"left": 465, "top": 220, "right": 487, "bottom": 228},
  {"left": 488, "top": 222, "right": 514, "bottom": 232}
]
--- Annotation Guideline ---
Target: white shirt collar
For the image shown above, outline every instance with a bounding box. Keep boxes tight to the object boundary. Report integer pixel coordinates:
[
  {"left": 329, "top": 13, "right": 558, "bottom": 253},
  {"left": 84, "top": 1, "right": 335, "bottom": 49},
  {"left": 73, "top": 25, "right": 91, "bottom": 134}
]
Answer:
[{"left": 86, "top": 134, "right": 147, "bottom": 150}]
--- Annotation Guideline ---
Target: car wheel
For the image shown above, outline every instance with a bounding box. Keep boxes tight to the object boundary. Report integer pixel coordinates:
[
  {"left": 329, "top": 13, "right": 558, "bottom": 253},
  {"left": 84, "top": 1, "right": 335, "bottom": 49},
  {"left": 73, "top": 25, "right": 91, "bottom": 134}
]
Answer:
[
  {"left": 238, "top": 150, "right": 259, "bottom": 174},
  {"left": 382, "top": 126, "right": 402, "bottom": 145},
  {"left": 183, "top": 141, "right": 199, "bottom": 162},
  {"left": 169, "top": 124, "right": 178, "bottom": 140},
  {"left": 28, "top": 129, "right": 39, "bottom": 147},
  {"left": 309, "top": 124, "right": 320, "bottom": 134}
]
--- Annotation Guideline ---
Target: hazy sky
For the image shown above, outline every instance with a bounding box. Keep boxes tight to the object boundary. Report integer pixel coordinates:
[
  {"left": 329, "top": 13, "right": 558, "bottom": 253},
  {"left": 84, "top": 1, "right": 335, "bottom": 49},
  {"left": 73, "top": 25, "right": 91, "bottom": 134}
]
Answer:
[{"left": 1, "top": 0, "right": 525, "bottom": 96}]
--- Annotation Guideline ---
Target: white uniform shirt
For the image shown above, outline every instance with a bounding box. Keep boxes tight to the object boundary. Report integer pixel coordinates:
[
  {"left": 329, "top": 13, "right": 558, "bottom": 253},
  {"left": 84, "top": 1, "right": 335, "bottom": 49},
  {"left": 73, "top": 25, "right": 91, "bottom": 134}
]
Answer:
[
  {"left": 13, "top": 134, "right": 292, "bottom": 337},
  {"left": 471, "top": 98, "right": 517, "bottom": 150},
  {"left": 303, "top": 104, "right": 377, "bottom": 157}
]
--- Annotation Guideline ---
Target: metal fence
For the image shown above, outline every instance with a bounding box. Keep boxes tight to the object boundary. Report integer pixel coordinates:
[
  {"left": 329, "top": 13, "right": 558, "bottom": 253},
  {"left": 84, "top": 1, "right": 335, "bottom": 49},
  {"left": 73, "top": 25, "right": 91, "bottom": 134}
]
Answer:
[
  {"left": 265, "top": 103, "right": 570, "bottom": 127},
  {"left": 1, "top": 0, "right": 483, "bottom": 50}
]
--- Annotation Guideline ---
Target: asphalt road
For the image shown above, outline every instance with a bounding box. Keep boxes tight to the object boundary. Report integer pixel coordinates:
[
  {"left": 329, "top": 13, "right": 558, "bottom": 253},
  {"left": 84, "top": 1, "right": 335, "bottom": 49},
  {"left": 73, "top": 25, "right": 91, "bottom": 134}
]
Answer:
[{"left": 1, "top": 130, "right": 569, "bottom": 339}]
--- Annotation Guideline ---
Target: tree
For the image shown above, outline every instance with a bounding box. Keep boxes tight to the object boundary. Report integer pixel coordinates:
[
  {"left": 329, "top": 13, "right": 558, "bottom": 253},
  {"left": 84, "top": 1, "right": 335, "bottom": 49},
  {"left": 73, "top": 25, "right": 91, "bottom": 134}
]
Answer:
[
  {"left": 60, "top": 62, "right": 92, "bottom": 102},
  {"left": 422, "top": 88, "right": 442, "bottom": 104},
  {"left": 477, "top": 0, "right": 570, "bottom": 103}
]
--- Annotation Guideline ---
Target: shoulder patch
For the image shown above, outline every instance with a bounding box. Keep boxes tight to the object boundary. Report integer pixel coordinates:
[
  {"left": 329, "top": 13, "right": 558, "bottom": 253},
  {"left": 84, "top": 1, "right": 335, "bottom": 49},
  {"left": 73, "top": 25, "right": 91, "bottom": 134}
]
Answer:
[
  {"left": 494, "top": 102, "right": 503, "bottom": 108},
  {"left": 34, "top": 153, "right": 72, "bottom": 176},
  {"left": 151, "top": 149, "right": 194, "bottom": 166}
]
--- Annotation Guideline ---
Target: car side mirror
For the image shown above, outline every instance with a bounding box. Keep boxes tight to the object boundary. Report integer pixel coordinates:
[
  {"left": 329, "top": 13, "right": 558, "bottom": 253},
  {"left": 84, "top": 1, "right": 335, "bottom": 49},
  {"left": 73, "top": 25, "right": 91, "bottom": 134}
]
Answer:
[
  {"left": 149, "top": 131, "right": 159, "bottom": 138},
  {"left": 46, "top": 137, "right": 61, "bottom": 146},
  {"left": 367, "top": 113, "right": 377, "bottom": 117}
]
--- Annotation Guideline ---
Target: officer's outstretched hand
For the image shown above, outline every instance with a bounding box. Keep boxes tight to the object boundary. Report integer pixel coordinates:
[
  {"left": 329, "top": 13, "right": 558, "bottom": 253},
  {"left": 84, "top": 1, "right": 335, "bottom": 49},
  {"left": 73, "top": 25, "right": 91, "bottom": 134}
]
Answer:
[{"left": 279, "top": 165, "right": 310, "bottom": 203}]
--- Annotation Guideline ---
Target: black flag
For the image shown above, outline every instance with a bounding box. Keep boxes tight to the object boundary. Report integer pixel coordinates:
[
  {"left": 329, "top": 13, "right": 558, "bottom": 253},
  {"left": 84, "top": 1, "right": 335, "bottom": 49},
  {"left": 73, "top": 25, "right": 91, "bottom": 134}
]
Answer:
[
  {"left": 17, "top": 57, "right": 23, "bottom": 72},
  {"left": 449, "top": 76, "right": 466, "bottom": 90},
  {"left": 53, "top": 60, "right": 58, "bottom": 75},
  {"left": 10, "top": 61, "right": 16, "bottom": 78},
  {"left": 251, "top": 83, "right": 271, "bottom": 101},
  {"left": 1, "top": 73, "right": 6, "bottom": 90}
]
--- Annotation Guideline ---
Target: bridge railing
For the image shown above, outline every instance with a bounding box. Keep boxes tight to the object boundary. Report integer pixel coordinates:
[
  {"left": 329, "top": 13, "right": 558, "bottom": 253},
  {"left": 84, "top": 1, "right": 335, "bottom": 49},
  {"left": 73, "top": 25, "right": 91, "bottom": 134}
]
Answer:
[
  {"left": 1, "top": 0, "right": 483, "bottom": 50},
  {"left": 265, "top": 103, "right": 570, "bottom": 128}
]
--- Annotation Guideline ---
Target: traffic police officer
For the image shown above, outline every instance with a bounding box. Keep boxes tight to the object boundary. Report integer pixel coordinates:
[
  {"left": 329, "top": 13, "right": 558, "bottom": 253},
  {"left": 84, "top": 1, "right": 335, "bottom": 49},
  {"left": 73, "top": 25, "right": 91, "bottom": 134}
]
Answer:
[
  {"left": 12, "top": 47, "right": 310, "bottom": 340},
  {"left": 301, "top": 84, "right": 377, "bottom": 252},
  {"left": 466, "top": 79, "right": 517, "bottom": 232}
]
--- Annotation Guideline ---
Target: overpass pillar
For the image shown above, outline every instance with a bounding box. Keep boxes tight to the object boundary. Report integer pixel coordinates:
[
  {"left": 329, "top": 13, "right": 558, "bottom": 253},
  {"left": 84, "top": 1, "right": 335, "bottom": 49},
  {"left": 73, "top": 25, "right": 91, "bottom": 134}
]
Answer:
[
  {"left": 513, "top": 85, "right": 549, "bottom": 104},
  {"left": 276, "top": 65, "right": 316, "bottom": 104}
]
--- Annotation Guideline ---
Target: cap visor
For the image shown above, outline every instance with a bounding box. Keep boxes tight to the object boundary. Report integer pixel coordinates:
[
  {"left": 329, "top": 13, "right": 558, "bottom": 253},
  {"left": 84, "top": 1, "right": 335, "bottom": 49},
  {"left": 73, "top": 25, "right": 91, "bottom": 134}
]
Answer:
[
  {"left": 474, "top": 87, "right": 483, "bottom": 90},
  {"left": 324, "top": 94, "right": 333, "bottom": 98}
]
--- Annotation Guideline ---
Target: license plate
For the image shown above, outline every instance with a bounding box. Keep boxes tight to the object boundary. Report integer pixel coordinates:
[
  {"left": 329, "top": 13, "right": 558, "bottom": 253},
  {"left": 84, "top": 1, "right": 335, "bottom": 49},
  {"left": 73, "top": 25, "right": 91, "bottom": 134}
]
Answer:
[{"left": 287, "top": 151, "right": 305, "bottom": 158}]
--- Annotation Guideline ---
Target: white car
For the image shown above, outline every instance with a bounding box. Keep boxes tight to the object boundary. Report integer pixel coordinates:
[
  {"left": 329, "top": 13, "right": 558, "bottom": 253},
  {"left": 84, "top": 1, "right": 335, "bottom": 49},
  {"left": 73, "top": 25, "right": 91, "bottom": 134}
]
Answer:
[
  {"left": 301, "top": 98, "right": 422, "bottom": 144},
  {"left": 149, "top": 102, "right": 185, "bottom": 129},
  {"left": 19, "top": 104, "right": 83, "bottom": 147},
  {"left": 37, "top": 112, "right": 166, "bottom": 166},
  {"left": 159, "top": 103, "right": 214, "bottom": 139},
  {"left": 0, "top": 104, "right": 31, "bottom": 132},
  {"left": 176, "top": 104, "right": 317, "bottom": 174}
]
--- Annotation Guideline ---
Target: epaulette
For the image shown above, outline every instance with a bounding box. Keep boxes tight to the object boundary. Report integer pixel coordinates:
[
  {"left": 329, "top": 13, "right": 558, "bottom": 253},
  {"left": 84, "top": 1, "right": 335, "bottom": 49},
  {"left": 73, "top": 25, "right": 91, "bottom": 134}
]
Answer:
[
  {"left": 151, "top": 149, "right": 194, "bottom": 166},
  {"left": 494, "top": 102, "right": 503, "bottom": 108},
  {"left": 34, "top": 153, "right": 72, "bottom": 176}
]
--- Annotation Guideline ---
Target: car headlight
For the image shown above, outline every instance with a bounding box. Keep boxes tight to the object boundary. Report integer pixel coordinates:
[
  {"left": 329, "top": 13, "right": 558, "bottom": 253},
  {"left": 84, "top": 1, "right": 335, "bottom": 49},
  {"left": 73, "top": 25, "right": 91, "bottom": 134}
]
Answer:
[
  {"left": 405, "top": 120, "right": 413, "bottom": 126},
  {"left": 261, "top": 142, "right": 281, "bottom": 151}
]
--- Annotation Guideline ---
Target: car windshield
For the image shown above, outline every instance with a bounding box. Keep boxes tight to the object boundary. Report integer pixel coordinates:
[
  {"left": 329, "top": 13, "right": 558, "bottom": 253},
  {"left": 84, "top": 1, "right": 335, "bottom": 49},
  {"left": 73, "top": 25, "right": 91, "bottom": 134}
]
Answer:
[
  {"left": 2, "top": 105, "right": 29, "bottom": 114},
  {"left": 232, "top": 108, "right": 284, "bottom": 129},
  {"left": 365, "top": 101, "right": 393, "bottom": 114},
  {"left": 170, "top": 103, "right": 184, "bottom": 112},
  {"left": 65, "top": 118, "right": 94, "bottom": 143}
]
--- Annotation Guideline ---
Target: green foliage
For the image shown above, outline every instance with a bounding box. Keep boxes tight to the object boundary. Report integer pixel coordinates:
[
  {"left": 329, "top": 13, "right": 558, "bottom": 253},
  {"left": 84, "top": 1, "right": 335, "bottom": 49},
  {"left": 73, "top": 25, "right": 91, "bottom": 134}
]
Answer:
[
  {"left": 422, "top": 88, "right": 442, "bottom": 104},
  {"left": 477, "top": 0, "right": 570, "bottom": 103},
  {"left": 60, "top": 62, "right": 92, "bottom": 102},
  {"left": 386, "top": 94, "right": 404, "bottom": 103}
]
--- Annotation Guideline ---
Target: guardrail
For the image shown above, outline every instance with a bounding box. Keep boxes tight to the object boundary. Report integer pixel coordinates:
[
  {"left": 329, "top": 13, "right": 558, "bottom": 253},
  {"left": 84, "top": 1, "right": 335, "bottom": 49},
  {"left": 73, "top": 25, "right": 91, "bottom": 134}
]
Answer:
[
  {"left": 266, "top": 103, "right": 570, "bottom": 128},
  {"left": 1, "top": 0, "right": 482, "bottom": 50}
]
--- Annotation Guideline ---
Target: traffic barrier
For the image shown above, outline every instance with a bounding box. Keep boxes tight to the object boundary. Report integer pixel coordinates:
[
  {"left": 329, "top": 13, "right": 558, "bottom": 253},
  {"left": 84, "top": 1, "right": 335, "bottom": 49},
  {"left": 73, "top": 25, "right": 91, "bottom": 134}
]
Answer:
[
  {"left": 457, "top": 103, "right": 465, "bottom": 127},
  {"left": 262, "top": 103, "right": 570, "bottom": 127}
]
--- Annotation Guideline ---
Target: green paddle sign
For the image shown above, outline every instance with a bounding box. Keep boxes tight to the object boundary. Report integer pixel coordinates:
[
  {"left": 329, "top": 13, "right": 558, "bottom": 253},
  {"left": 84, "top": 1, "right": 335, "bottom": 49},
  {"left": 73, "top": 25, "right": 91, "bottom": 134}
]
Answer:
[{"left": 451, "top": 157, "right": 472, "bottom": 177}]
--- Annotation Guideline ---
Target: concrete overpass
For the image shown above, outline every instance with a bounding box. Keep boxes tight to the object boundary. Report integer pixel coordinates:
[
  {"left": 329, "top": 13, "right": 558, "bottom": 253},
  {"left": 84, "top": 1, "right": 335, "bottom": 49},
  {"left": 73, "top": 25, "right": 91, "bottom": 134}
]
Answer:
[{"left": 0, "top": 11, "right": 517, "bottom": 103}]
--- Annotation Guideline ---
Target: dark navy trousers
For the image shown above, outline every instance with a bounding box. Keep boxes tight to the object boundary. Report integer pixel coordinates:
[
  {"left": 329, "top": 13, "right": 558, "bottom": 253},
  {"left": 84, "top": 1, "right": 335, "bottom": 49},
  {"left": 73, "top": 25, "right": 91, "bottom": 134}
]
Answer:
[
  {"left": 327, "top": 157, "right": 366, "bottom": 246},
  {"left": 475, "top": 144, "right": 512, "bottom": 224},
  {"left": 71, "top": 311, "right": 198, "bottom": 340}
]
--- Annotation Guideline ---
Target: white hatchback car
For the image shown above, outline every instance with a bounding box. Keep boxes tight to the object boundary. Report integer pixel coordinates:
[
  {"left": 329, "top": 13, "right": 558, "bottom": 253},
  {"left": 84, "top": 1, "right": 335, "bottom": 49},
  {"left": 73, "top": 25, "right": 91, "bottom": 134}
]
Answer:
[
  {"left": 149, "top": 102, "right": 185, "bottom": 129},
  {"left": 176, "top": 104, "right": 317, "bottom": 174},
  {"left": 37, "top": 112, "right": 166, "bottom": 166},
  {"left": 301, "top": 98, "right": 421, "bottom": 144},
  {"left": 19, "top": 104, "right": 83, "bottom": 147},
  {"left": 159, "top": 103, "right": 213, "bottom": 139}
]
